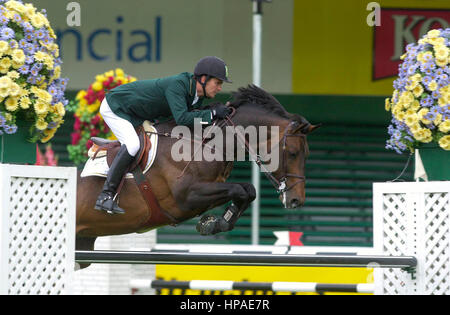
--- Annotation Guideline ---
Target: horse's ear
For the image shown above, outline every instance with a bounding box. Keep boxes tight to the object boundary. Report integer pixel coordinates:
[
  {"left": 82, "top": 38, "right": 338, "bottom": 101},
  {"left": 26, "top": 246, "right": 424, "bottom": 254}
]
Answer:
[{"left": 306, "top": 123, "right": 322, "bottom": 134}]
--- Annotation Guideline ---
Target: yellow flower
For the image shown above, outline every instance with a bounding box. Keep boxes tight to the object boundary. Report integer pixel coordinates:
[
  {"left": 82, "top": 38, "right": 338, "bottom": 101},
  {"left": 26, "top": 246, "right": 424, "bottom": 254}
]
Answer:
[
  {"left": 413, "top": 129, "right": 432, "bottom": 142},
  {"left": 5, "top": 96, "right": 19, "bottom": 111},
  {"left": 35, "top": 118, "right": 48, "bottom": 131},
  {"left": 427, "top": 29, "right": 441, "bottom": 38},
  {"left": 434, "top": 45, "right": 449, "bottom": 60},
  {"left": 399, "top": 91, "right": 414, "bottom": 106},
  {"left": 92, "top": 81, "right": 103, "bottom": 92},
  {"left": 410, "top": 100, "right": 420, "bottom": 112},
  {"left": 43, "top": 56, "right": 54, "bottom": 70},
  {"left": 0, "top": 41, "right": 9, "bottom": 54},
  {"left": 428, "top": 80, "right": 438, "bottom": 92},
  {"left": 6, "top": 70, "right": 19, "bottom": 80},
  {"left": 40, "top": 127, "right": 58, "bottom": 143},
  {"left": 434, "top": 113, "right": 442, "bottom": 126},
  {"left": 385, "top": 98, "right": 391, "bottom": 111},
  {"left": 439, "top": 121, "right": 450, "bottom": 133},
  {"left": 418, "top": 108, "right": 429, "bottom": 119},
  {"left": 54, "top": 102, "right": 65, "bottom": 117},
  {"left": 0, "top": 76, "right": 12, "bottom": 89},
  {"left": 115, "top": 68, "right": 125, "bottom": 77},
  {"left": 19, "top": 96, "right": 31, "bottom": 109},
  {"left": 11, "top": 49, "right": 25, "bottom": 64},
  {"left": 404, "top": 114, "right": 419, "bottom": 127},
  {"left": 0, "top": 56, "right": 11, "bottom": 69},
  {"left": 87, "top": 100, "right": 101, "bottom": 113},
  {"left": 0, "top": 87, "right": 9, "bottom": 98},
  {"left": 412, "top": 84, "right": 424, "bottom": 98},
  {"left": 104, "top": 70, "right": 114, "bottom": 77},
  {"left": 34, "top": 51, "right": 46, "bottom": 62},
  {"left": 8, "top": 82, "right": 20, "bottom": 97},
  {"left": 76, "top": 89, "right": 87, "bottom": 101},
  {"left": 436, "top": 58, "right": 448, "bottom": 68},
  {"left": 34, "top": 100, "right": 49, "bottom": 115},
  {"left": 35, "top": 88, "right": 52, "bottom": 103},
  {"left": 30, "top": 13, "right": 45, "bottom": 28},
  {"left": 395, "top": 111, "right": 406, "bottom": 122},
  {"left": 410, "top": 123, "right": 421, "bottom": 133},
  {"left": 439, "top": 135, "right": 450, "bottom": 151},
  {"left": 95, "top": 74, "right": 106, "bottom": 83},
  {"left": 4, "top": 112, "right": 12, "bottom": 122}
]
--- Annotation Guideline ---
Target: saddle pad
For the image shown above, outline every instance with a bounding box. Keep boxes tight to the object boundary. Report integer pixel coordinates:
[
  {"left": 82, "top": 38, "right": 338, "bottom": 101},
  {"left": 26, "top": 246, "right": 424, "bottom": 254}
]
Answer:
[{"left": 80, "top": 123, "right": 159, "bottom": 178}]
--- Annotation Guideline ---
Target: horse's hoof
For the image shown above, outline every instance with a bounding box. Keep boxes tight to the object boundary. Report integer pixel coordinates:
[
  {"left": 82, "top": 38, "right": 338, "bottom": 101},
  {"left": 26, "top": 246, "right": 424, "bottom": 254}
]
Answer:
[{"left": 196, "top": 215, "right": 219, "bottom": 235}]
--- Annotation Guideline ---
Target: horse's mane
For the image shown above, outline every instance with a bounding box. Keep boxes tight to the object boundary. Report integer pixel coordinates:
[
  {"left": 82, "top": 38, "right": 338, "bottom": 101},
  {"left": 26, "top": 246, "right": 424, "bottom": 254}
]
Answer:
[{"left": 229, "top": 85, "right": 309, "bottom": 125}]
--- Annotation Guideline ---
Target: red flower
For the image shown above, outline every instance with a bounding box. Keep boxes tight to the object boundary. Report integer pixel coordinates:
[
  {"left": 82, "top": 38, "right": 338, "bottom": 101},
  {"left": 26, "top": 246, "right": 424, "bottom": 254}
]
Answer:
[
  {"left": 74, "top": 115, "right": 82, "bottom": 131},
  {"left": 86, "top": 139, "right": 93, "bottom": 149},
  {"left": 90, "top": 128, "right": 100, "bottom": 137},
  {"left": 71, "top": 132, "right": 81, "bottom": 145},
  {"left": 103, "top": 123, "right": 110, "bottom": 134},
  {"left": 97, "top": 89, "right": 105, "bottom": 102},
  {"left": 91, "top": 115, "right": 101, "bottom": 125}
]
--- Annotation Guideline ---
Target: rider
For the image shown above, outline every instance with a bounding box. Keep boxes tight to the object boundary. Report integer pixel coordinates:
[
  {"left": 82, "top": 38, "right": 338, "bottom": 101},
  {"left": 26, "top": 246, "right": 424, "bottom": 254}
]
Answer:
[{"left": 96, "top": 56, "right": 232, "bottom": 215}]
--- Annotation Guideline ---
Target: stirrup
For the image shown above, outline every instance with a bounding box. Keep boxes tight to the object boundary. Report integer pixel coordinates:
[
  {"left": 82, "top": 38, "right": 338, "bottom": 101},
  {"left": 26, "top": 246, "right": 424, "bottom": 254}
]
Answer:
[{"left": 95, "top": 193, "right": 125, "bottom": 215}]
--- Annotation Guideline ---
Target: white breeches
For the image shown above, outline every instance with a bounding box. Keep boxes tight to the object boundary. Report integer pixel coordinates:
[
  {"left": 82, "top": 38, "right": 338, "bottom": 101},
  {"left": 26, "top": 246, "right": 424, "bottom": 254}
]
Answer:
[{"left": 99, "top": 99, "right": 140, "bottom": 157}]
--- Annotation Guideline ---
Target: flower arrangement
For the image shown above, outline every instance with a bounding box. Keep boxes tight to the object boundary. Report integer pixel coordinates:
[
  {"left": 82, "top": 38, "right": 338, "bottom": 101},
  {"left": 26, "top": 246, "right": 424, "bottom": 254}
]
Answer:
[
  {"left": 67, "top": 68, "right": 137, "bottom": 165},
  {"left": 385, "top": 28, "right": 450, "bottom": 154},
  {"left": 0, "top": 0, "right": 68, "bottom": 143}
]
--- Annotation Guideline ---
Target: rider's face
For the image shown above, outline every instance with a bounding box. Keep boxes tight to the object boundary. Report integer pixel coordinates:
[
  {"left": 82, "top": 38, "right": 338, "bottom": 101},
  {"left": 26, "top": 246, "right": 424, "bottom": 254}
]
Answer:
[{"left": 197, "top": 76, "right": 223, "bottom": 98}]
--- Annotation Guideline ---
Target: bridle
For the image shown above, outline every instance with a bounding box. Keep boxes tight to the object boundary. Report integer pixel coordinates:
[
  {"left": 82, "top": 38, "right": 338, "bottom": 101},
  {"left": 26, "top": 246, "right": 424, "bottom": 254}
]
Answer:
[
  {"left": 222, "top": 107, "right": 307, "bottom": 195},
  {"left": 149, "top": 106, "right": 308, "bottom": 195}
]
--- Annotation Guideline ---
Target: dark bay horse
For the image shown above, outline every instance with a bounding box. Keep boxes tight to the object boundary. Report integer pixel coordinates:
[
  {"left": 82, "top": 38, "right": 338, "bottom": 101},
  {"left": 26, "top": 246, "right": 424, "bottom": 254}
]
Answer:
[{"left": 76, "top": 85, "right": 320, "bottom": 259}]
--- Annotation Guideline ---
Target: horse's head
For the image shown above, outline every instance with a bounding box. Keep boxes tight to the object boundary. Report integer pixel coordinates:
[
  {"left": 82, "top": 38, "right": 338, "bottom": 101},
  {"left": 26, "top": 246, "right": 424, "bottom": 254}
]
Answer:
[
  {"left": 271, "top": 119, "right": 320, "bottom": 209},
  {"left": 229, "top": 85, "right": 321, "bottom": 209}
]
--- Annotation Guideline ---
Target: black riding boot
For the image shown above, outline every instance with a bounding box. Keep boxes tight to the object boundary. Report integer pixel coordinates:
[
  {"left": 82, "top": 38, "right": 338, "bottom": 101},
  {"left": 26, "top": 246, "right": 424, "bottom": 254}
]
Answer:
[{"left": 95, "top": 145, "right": 135, "bottom": 215}]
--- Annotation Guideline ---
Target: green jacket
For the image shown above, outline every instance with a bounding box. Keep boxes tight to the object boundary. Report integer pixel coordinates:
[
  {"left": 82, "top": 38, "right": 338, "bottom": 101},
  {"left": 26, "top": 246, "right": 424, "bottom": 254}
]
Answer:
[{"left": 105, "top": 72, "right": 212, "bottom": 127}]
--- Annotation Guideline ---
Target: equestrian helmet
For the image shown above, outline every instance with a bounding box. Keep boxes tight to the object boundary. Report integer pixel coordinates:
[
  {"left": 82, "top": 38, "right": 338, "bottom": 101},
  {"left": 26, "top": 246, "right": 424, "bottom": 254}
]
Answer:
[{"left": 194, "top": 56, "right": 232, "bottom": 83}]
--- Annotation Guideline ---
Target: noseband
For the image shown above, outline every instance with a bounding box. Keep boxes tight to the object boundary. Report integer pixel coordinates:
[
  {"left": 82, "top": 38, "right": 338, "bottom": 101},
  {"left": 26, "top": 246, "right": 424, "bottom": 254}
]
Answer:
[{"left": 223, "top": 109, "right": 306, "bottom": 195}]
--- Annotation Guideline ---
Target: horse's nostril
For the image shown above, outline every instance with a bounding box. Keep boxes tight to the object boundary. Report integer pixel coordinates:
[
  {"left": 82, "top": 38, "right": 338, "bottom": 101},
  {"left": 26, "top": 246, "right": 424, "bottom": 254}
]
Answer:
[{"left": 290, "top": 199, "right": 300, "bottom": 208}]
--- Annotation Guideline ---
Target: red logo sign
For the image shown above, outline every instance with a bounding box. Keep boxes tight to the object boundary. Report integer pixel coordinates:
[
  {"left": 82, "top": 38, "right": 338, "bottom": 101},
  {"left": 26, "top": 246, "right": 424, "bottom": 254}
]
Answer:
[{"left": 374, "top": 9, "right": 449, "bottom": 80}]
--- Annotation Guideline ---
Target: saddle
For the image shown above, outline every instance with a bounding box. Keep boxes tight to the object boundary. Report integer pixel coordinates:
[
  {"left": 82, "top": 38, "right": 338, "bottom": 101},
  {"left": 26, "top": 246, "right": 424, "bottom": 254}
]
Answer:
[
  {"left": 91, "top": 125, "right": 151, "bottom": 171},
  {"left": 90, "top": 125, "right": 177, "bottom": 228}
]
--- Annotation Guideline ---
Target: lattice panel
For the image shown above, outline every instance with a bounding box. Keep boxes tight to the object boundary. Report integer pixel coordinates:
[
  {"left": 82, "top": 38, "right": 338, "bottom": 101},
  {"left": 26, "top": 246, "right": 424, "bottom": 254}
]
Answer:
[
  {"left": 0, "top": 165, "right": 76, "bottom": 295},
  {"left": 8, "top": 177, "right": 70, "bottom": 294},
  {"left": 379, "top": 193, "right": 414, "bottom": 295},
  {"left": 374, "top": 182, "right": 450, "bottom": 295},
  {"left": 424, "top": 192, "right": 450, "bottom": 295}
]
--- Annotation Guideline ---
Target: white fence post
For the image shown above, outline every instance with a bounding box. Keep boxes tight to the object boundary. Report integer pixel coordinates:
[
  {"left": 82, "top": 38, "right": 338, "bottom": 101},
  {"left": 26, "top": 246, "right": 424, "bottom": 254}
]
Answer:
[
  {"left": 0, "top": 165, "right": 77, "bottom": 295},
  {"left": 373, "top": 182, "right": 450, "bottom": 295}
]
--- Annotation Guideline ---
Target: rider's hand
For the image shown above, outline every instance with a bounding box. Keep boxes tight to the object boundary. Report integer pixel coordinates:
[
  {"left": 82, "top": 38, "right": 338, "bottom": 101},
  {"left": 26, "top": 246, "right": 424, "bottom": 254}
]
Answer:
[{"left": 212, "top": 104, "right": 231, "bottom": 120}]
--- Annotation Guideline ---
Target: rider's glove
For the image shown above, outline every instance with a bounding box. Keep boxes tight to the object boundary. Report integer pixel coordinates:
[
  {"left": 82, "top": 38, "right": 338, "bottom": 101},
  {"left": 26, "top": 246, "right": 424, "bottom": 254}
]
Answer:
[{"left": 211, "top": 104, "right": 231, "bottom": 120}]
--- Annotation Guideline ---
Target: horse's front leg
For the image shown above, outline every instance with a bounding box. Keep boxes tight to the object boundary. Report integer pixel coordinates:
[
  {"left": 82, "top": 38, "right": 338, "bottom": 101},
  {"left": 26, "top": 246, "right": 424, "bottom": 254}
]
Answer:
[{"left": 183, "top": 182, "right": 256, "bottom": 235}]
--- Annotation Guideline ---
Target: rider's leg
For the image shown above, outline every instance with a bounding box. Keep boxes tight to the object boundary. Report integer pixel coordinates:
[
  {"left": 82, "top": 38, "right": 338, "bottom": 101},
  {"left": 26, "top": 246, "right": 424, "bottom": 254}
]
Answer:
[{"left": 95, "top": 99, "right": 139, "bottom": 214}]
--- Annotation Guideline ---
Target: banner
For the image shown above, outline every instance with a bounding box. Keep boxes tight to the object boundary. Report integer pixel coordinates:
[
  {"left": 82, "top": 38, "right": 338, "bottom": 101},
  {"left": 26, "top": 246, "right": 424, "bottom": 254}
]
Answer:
[{"left": 292, "top": 0, "right": 450, "bottom": 96}]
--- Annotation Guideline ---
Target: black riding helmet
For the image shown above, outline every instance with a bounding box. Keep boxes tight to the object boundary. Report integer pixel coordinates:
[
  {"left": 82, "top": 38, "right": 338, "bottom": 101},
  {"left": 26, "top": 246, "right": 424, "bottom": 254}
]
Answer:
[{"left": 194, "top": 56, "right": 232, "bottom": 98}]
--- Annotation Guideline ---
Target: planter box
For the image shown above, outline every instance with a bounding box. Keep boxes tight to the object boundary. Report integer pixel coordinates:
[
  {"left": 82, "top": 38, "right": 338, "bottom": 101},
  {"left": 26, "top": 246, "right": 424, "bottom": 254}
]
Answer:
[
  {"left": 0, "top": 121, "right": 36, "bottom": 164},
  {"left": 415, "top": 144, "right": 450, "bottom": 181}
]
